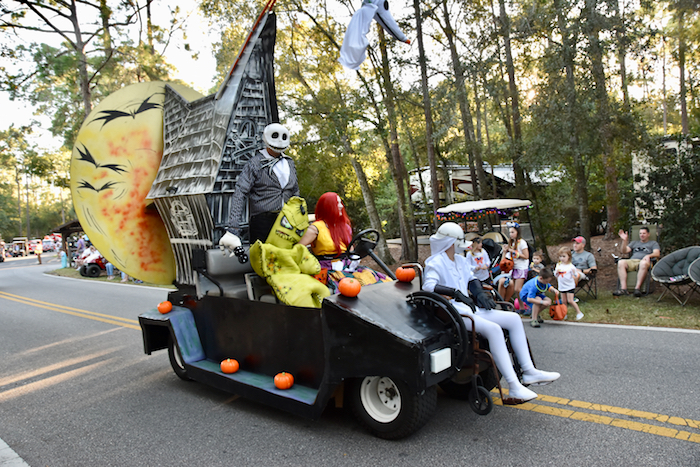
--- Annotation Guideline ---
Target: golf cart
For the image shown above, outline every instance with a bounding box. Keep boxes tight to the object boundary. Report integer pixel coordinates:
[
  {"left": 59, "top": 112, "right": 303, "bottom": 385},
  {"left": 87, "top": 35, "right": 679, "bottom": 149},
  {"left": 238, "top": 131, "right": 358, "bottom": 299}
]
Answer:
[{"left": 139, "top": 229, "right": 537, "bottom": 439}]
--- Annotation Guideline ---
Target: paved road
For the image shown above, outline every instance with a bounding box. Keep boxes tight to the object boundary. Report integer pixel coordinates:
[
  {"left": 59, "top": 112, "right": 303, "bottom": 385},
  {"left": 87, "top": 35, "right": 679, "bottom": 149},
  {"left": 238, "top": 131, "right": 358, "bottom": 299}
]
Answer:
[{"left": 1, "top": 255, "right": 699, "bottom": 466}]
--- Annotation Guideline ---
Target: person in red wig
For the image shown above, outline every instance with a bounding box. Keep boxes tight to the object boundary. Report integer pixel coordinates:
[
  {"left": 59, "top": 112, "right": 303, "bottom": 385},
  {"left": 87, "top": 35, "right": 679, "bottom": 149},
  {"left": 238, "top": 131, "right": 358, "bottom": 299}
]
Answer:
[{"left": 299, "top": 192, "right": 389, "bottom": 293}]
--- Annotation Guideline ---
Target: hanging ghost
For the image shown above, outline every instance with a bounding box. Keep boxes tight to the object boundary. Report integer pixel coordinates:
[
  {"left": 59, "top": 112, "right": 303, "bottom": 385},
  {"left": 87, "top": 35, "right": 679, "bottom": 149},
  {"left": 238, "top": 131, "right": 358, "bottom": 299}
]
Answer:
[{"left": 338, "top": 0, "right": 410, "bottom": 70}]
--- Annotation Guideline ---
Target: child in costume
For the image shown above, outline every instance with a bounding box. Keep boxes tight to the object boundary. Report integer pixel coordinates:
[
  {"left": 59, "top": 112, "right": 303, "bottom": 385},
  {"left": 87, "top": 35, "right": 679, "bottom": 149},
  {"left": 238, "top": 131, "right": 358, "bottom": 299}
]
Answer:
[
  {"left": 555, "top": 247, "right": 584, "bottom": 321},
  {"left": 299, "top": 192, "right": 389, "bottom": 294},
  {"left": 466, "top": 236, "right": 491, "bottom": 284},
  {"left": 520, "top": 268, "right": 560, "bottom": 328},
  {"left": 423, "top": 222, "right": 560, "bottom": 403},
  {"left": 501, "top": 222, "right": 529, "bottom": 301}
]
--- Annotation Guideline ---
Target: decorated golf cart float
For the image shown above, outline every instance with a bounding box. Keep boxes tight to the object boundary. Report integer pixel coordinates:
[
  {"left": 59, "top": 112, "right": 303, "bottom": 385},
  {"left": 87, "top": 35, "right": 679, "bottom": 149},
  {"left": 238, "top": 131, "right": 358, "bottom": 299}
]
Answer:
[{"left": 69, "top": 0, "right": 539, "bottom": 439}]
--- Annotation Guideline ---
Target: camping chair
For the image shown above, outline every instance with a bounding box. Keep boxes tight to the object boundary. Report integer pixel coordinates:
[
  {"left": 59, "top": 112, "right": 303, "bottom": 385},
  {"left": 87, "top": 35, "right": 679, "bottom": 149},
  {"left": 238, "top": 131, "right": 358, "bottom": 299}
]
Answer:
[
  {"left": 574, "top": 269, "right": 598, "bottom": 300},
  {"left": 616, "top": 224, "right": 659, "bottom": 296},
  {"left": 689, "top": 257, "right": 700, "bottom": 291},
  {"left": 651, "top": 246, "right": 700, "bottom": 306}
]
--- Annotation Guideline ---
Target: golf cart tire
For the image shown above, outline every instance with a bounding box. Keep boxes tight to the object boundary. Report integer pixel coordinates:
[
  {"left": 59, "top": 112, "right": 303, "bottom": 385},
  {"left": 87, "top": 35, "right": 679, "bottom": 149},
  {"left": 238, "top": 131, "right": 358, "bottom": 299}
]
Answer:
[
  {"left": 79, "top": 265, "right": 88, "bottom": 276},
  {"left": 349, "top": 376, "right": 436, "bottom": 440},
  {"left": 86, "top": 264, "right": 101, "bottom": 278},
  {"left": 168, "top": 338, "right": 192, "bottom": 381}
]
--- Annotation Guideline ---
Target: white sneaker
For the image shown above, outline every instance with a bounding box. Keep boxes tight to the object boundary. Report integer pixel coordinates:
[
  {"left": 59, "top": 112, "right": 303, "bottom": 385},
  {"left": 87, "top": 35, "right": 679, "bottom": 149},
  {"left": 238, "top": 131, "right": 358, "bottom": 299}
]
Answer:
[
  {"left": 508, "top": 383, "right": 538, "bottom": 402},
  {"left": 522, "top": 369, "right": 561, "bottom": 385},
  {"left": 576, "top": 311, "right": 584, "bottom": 321}
]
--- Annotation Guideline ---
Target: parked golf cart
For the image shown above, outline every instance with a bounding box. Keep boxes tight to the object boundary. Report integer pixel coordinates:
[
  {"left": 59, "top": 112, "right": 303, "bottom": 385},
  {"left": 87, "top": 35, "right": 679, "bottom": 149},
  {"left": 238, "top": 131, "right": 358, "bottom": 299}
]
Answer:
[
  {"left": 79, "top": 255, "right": 107, "bottom": 278},
  {"left": 139, "top": 229, "right": 535, "bottom": 439}
]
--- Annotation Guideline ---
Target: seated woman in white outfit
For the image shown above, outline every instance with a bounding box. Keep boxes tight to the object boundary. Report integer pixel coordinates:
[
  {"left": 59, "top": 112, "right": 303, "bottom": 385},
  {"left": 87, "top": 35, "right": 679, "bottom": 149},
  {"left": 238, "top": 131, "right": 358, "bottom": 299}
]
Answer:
[{"left": 422, "top": 222, "right": 561, "bottom": 403}]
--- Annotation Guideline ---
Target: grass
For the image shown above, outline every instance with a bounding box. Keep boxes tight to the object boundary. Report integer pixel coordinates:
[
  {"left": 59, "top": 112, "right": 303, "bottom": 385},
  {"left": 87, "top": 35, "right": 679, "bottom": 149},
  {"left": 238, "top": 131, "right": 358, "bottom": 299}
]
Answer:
[
  {"left": 47, "top": 267, "right": 700, "bottom": 330},
  {"left": 557, "top": 289, "right": 700, "bottom": 330},
  {"left": 47, "top": 267, "right": 175, "bottom": 289}
]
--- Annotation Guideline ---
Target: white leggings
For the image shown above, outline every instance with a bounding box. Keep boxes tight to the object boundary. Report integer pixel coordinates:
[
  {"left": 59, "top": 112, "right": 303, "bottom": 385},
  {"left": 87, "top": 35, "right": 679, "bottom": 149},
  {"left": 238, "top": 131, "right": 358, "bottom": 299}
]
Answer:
[{"left": 454, "top": 303, "right": 535, "bottom": 385}]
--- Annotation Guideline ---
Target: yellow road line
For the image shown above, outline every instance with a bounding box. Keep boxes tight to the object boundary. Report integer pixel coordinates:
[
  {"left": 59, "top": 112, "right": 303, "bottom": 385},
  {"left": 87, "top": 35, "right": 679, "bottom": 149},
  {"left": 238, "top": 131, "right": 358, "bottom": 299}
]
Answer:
[
  {"left": 0, "top": 291, "right": 140, "bottom": 330},
  {"left": 494, "top": 391, "right": 700, "bottom": 444},
  {"left": 3, "top": 290, "right": 698, "bottom": 444}
]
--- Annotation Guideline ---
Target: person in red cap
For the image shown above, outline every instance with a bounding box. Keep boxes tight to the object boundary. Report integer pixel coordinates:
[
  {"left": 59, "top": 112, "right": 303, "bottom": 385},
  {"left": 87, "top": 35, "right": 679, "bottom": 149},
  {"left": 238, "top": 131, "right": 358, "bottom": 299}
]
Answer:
[{"left": 571, "top": 236, "right": 597, "bottom": 276}]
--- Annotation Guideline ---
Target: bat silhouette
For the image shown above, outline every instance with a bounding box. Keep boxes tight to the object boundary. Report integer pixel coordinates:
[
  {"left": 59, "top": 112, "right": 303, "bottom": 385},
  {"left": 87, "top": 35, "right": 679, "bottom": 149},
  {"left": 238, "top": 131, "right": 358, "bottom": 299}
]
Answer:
[
  {"left": 76, "top": 145, "right": 126, "bottom": 174},
  {"left": 91, "top": 94, "right": 162, "bottom": 128},
  {"left": 77, "top": 180, "right": 121, "bottom": 192}
]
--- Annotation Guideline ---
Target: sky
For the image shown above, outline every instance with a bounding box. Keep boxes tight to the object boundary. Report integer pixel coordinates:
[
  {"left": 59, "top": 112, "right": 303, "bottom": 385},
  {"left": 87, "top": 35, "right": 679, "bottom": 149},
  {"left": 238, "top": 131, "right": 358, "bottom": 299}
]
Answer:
[{"left": 0, "top": 1, "right": 218, "bottom": 149}]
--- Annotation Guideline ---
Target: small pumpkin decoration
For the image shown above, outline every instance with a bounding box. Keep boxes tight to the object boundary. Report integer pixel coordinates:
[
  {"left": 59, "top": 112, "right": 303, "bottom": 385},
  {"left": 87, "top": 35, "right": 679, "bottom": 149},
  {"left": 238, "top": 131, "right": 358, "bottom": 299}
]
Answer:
[
  {"left": 157, "top": 301, "right": 173, "bottom": 314},
  {"left": 220, "top": 358, "right": 239, "bottom": 374},
  {"left": 274, "top": 372, "right": 294, "bottom": 390},
  {"left": 395, "top": 267, "right": 416, "bottom": 283},
  {"left": 338, "top": 278, "right": 361, "bottom": 297}
]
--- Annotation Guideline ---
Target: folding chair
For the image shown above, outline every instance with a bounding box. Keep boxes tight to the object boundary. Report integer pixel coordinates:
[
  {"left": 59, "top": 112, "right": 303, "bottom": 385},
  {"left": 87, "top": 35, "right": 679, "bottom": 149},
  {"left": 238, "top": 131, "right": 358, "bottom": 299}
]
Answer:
[
  {"left": 617, "top": 224, "right": 659, "bottom": 296},
  {"left": 574, "top": 269, "right": 597, "bottom": 300},
  {"left": 651, "top": 246, "right": 700, "bottom": 306}
]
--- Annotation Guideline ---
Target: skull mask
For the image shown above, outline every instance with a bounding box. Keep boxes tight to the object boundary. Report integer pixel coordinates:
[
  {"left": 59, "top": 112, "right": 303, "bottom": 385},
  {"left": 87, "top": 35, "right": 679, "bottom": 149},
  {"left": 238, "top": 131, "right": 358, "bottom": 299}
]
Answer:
[{"left": 263, "top": 123, "right": 290, "bottom": 153}]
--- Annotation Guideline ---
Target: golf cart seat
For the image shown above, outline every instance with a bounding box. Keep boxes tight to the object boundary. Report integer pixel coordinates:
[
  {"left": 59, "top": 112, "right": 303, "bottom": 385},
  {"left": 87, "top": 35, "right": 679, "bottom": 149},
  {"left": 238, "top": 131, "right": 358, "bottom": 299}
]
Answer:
[
  {"left": 194, "top": 247, "right": 254, "bottom": 299},
  {"left": 651, "top": 246, "right": 700, "bottom": 306}
]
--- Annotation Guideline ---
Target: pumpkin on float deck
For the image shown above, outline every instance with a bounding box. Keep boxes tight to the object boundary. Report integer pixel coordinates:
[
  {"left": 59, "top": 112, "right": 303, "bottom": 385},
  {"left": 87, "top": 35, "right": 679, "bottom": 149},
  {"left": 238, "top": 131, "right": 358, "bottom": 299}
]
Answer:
[
  {"left": 338, "top": 277, "right": 361, "bottom": 297},
  {"left": 395, "top": 267, "right": 416, "bottom": 282},
  {"left": 157, "top": 301, "right": 173, "bottom": 314},
  {"left": 220, "top": 358, "right": 239, "bottom": 374},
  {"left": 274, "top": 372, "right": 294, "bottom": 389}
]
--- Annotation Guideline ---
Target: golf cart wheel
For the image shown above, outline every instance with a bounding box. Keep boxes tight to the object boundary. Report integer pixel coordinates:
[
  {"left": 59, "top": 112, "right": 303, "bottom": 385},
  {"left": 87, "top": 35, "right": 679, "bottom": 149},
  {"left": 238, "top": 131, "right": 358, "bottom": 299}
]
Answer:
[
  {"left": 86, "top": 264, "right": 101, "bottom": 278},
  {"left": 79, "top": 265, "right": 88, "bottom": 276},
  {"left": 168, "top": 337, "right": 192, "bottom": 381},
  {"left": 469, "top": 385, "right": 493, "bottom": 415},
  {"left": 439, "top": 368, "right": 500, "bottom": 400},
  {"left": 349, "top": 376, "right": 436, "bottom": 440}
]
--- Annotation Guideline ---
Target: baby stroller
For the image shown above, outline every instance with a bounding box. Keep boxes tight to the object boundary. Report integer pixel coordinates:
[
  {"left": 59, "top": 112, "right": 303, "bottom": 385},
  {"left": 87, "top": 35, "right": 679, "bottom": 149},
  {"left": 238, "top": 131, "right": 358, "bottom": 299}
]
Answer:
[
  {"left": 479, "top": 237, "right": 513, "bottom": 310},
  {"left": 482, "top": 237, "right": 503, "bottom": 276}
]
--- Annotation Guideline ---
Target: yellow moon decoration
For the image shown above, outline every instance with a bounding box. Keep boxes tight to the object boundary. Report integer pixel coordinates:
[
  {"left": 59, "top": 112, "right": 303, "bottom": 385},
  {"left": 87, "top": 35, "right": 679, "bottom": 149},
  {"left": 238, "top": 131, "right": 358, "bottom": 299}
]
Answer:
[{"left": 70, "top": 81, "right": 203, "bottom": 284}]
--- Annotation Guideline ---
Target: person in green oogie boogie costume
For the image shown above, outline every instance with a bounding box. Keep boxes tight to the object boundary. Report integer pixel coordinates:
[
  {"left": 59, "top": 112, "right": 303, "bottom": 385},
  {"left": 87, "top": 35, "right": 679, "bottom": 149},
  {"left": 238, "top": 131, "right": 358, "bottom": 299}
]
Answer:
[{"left": 249, "top": 197, "right": 330, "bottom": 308}]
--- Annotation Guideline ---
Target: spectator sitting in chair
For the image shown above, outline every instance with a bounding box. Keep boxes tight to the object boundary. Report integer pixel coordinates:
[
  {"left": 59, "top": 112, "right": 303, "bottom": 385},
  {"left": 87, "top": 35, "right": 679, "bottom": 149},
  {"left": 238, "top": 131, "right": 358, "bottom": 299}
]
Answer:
[
  {"left": 571, "top": 236, "right": 597, "bottom": 278},
  {"left": 613, "top": 227, "right": 660, "bottom": 297}
]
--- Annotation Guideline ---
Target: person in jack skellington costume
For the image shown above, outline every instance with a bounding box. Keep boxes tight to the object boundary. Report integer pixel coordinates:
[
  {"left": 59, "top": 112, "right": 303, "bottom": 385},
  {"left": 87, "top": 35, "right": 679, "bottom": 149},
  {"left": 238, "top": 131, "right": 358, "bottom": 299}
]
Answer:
[
  {"left": 422, "top": 222, "right": 561, "bottom": 403},
  {"left": 220, "top": 123, "right": 300, "bottom": 260}
]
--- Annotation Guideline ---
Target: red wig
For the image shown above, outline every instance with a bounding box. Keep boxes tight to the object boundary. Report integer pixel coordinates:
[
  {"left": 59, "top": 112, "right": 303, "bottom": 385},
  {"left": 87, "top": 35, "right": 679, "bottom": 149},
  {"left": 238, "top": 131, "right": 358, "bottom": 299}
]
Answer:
[{"left": 315, "top": 192, "right": 352, "bottom": 253}]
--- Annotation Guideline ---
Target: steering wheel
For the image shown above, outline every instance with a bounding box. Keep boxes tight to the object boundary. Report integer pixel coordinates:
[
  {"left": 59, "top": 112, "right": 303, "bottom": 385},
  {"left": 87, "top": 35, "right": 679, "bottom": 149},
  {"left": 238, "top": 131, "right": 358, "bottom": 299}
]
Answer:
[{"left": 346, "top": 229, "right": 380, "bottom": 260}]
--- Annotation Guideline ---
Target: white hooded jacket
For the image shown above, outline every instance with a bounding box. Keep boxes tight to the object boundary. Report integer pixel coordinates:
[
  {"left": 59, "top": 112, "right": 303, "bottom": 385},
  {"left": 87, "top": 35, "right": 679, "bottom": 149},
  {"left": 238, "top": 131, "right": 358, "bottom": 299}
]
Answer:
[{"left": 423, "top": 234, "right": 476, "bottom": 295}]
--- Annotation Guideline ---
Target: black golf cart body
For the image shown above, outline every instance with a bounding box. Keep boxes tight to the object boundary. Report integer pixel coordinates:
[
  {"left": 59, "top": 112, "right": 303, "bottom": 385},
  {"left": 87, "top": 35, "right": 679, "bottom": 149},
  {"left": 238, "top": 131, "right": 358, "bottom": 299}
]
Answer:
[{"left": 139, "top": 245, "right": 486, "bottom": 438}]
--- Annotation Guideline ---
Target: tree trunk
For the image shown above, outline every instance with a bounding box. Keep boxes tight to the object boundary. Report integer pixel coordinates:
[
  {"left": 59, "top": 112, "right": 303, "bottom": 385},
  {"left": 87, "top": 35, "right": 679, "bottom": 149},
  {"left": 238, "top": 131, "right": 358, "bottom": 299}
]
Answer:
[
  {"left": 555, "top": 0, "right": 591, "bottom": 245},
  {"left": 25, "top": 174, "right": 30, "bottom": 237},
  {"left": 678, "top": 9, "right": 689, "bottom": 135},
  {"left": 585, "top": 0, "right": 619, "bottom": 237},
  {"left": 470, "top": 68, "right": 489, "bottom": 198},
  {"left": 15, "top": 168, "right": 22, "bottom": 235},
  {"left": 413, "top": 0, "right": 440, "bottom": 226},
  {"left": 99, "top": 0, "right": 113, "bottom": 58},
  {"left": 377, "top": 27, "right": 417, "bottom": 261},
  {"left": 440, "top": 0, "right": 486, "bottom": 199},
  {"left": 68, "top": 1, "right": 92, "bottom": 118},
  {"left": 498, "top": 0, "right": 526, "bottom": 195},
  {"left": 346, "top": 140, "right": 394, "bottom": 265},
  {"left": 615, "top": 0, "right": 629, "bottom": 112}
]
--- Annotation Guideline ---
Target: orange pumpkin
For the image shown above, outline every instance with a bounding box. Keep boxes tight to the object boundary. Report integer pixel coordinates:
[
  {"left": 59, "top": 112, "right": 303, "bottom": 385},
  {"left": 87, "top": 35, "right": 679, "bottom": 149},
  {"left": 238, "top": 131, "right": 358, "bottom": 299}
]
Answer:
[
  {"left": 274, "top": 372, "right": 294, "bottom": 390},
  {"left": 338, "top": 278, "right": 361, "bottom": 297},
  {"left": 395, "top": 267, "right": 416, "bottom": 282},
  {"left": 157, "top": 301, "right": 173, "bottom": 314},
  {"left": 220, "top": 358, "right": 239, "bottom": 374}
]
